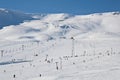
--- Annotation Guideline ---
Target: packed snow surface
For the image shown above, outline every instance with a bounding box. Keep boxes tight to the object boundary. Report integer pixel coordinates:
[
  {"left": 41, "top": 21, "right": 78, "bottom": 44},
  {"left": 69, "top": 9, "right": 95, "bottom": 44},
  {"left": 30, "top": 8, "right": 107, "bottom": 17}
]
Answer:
[{"left": 0, "top": 9, "right": 120, "bottom": 80}]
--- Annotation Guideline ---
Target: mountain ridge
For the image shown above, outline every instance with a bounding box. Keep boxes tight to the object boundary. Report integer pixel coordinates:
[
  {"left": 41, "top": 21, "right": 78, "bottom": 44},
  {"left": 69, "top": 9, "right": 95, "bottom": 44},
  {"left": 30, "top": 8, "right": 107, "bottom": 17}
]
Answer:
[
  {"left": 0, "top": 8, "right": 33, "bottom": 29},
  {"left": 0, "top": 8, "right": 120, "bottom": 41}
]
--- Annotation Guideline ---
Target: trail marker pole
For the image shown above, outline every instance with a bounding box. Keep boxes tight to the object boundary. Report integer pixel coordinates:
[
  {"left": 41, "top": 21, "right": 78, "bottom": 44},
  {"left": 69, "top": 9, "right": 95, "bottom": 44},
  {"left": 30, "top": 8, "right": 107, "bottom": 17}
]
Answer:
[{"left": 71, "top": 37, "right": 75, "bottom": 57}]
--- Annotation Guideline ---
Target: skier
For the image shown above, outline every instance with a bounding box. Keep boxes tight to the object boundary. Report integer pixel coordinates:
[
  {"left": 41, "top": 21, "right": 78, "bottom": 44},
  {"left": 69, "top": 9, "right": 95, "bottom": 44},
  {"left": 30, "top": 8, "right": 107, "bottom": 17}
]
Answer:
[
  {"left": 39, "top": 74, "right": 42, "bottom": 77},
  {"left": 13, "top": 74, "right": 16, "bottom": 78}
]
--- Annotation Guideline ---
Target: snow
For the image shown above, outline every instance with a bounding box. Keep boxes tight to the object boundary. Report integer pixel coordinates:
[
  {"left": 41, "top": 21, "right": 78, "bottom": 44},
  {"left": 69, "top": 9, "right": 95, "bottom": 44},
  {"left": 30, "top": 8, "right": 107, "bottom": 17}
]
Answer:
[
  {"left": 0, "top": 8, "right": 33, "bottom": 28},
  {"left": 28, "top": 76, "right": 57, "bottom": 80},
  {"left": 0, "top": 38, "right": 120, "bottom": 80},
  {"left": 0, "top": 11, "right": 119, "bottom": 41},
  {"left": 0, "top": 9, "right": 120, "bottom": 80}
]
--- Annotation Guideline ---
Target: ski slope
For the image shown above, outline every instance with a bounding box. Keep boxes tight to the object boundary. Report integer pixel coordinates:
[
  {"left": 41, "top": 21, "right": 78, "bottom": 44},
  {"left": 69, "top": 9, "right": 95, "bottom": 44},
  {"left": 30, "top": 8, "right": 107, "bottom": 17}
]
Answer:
[
  {"left": 0, "top": 38, "right": 120, "bottom": 80},
  {"left": 0, "top": 9, "right": 120, "bottom": 80}
]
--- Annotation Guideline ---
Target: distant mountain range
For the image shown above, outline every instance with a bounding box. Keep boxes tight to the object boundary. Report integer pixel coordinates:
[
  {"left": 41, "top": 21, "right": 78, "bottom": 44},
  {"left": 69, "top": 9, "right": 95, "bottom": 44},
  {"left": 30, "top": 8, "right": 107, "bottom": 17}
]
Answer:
[
  {"left": 0, "top": 8, "right": 120, "bottom": 41},
  {"left": 0, "top": 8, "right": 33, "bottom": 29}
]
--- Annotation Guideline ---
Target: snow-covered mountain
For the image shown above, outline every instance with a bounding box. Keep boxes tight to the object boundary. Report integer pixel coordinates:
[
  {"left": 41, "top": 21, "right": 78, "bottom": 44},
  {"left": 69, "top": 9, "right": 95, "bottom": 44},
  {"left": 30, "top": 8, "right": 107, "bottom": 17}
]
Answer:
[
  {"left": 0, "top": 8, "right": 33, "bottom": 29},
  {"left": 0, "top": 9, "right": 120, "bottom": 80},
  {"left": 0, "top": 9, "right": 120, "bottom": 41}
]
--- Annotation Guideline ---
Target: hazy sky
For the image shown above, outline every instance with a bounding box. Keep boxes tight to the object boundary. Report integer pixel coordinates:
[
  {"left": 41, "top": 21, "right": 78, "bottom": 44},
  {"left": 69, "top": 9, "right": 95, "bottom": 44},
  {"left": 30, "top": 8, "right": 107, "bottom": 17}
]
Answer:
[{"left": 0, "top": 0, "right": 120, "bottom": 14}]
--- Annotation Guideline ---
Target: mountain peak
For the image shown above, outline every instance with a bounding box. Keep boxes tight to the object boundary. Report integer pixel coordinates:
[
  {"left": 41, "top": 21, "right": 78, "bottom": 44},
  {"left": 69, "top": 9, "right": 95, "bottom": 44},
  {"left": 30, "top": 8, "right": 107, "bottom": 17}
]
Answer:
[
  {"left": 0, "top": 8, "right": 33, "bottom": 29},
  {"left": 0, "top": 8, "right": 120, "bottom": 41},
  {"left": 0, "top": 8, "right": 7, "bottom": 11},
  {"left": 0, "top": 8, "right": 9, "bottom": 13}
]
